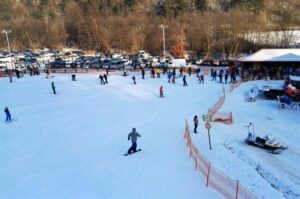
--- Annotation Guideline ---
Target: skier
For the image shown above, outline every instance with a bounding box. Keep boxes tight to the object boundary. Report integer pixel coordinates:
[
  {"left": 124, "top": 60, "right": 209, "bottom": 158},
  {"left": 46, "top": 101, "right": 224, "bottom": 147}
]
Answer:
[
  {"left": 4, "top": 107, "right": 11, "bottom": 123},
  {"left": 159, "top": 86, "right": 164, "bottom": 97},
  {"left": 196, "top": 68, "right": 201, "bottom": 77},
  {"left": 141, "top": 68, "right": 145, "bottom": 79},
  {"left": 103, "top": 74, "right": 108, "bottom": 84},
  {"left": 183, "top": 75, "right": 188, "bottom": 86},
  {"left": 99, "top": 75, "right": 105, "bottom": 85},
  {"left": 132, "top": 75, "right": 136, "bottom": 84},
  {"left": 199, "top": 74, "right": 204, "bottom": 84},
  {"left": 72, "top": 74, "right": 76, "bottom": 81},
  {"left": 8, "top": 73, "right": 13, "bottom": 83},
  {"left": 127, "top": 128, "right": 141, "bottom": 154},
  {"left": 193, "top": 115, "right": 198, "bottom": 133},
  {"left": 51, "top": 81, "right": 56, "bottom": 94},
  {"left": 168, "top": 71, "right": 172, "bottom": 83}
]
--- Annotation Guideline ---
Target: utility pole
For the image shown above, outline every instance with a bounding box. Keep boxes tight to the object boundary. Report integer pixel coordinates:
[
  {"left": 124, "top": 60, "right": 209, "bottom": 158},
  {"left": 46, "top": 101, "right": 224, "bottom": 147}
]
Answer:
[
  {"left": 159, "top": 24, "right": 168, "bottom": 60},
  {"left": 1, "top": 30, "right": 14, "bottom": 69},
  {"left": 1, "top": 30, "right": 12, "bottom": 55}
]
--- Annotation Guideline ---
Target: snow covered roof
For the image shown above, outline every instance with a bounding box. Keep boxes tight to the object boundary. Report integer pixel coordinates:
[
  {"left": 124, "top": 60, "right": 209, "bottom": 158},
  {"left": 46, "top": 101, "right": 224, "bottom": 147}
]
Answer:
[{"left": 238, "top": 49, "right": 300, "bottom": 62}]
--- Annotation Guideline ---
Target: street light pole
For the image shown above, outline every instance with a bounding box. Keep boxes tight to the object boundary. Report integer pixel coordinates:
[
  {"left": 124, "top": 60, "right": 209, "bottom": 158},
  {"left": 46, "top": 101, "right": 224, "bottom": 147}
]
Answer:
[
  {"left": 159, "top": 24, "right": 168, "bottom": 59},
  {"left": 1, "top": 30, "right": 12, "bottom": 55},
  {"left": 1, "top": 30, "right": 14, "bottom": 70}
]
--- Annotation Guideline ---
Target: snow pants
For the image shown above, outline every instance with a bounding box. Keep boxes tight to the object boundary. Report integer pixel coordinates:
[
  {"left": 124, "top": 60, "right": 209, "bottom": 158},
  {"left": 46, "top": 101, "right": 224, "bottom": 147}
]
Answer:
[
  {"left": 5, "top": 113, "right": 11, "bottom": 122},
  {"left": 128, "top": 142, "right": 137, "bottom": 154}
]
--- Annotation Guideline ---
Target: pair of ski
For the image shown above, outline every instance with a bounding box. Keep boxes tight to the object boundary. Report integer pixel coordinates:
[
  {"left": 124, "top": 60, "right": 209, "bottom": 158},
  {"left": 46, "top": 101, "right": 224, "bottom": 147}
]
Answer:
[{"left": 4, "top": 119, "right": 17, "bottom": 124}]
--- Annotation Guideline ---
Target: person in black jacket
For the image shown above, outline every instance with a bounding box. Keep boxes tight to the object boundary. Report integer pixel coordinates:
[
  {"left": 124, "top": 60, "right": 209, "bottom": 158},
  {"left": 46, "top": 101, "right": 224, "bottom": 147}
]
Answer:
[
  {"left": 132, "top": 75, "right": 136, "bottom": 84},
  {"left": 141, "top": 68, "right": 145, "bottom": 79},
  {"left": 183, "top": 75, "right": 188, "bottom": 86},
  {"left": 193, "top": 115, "right": 198, "bottom": 133},
  {"left": 51, "top": 82, "right": 56, "bottom": 94},
  {"left": 99, "top": 75, "right": 105, "bottom": 85},
  {"left": 103, "top": 74, "right": 108, "bottom": 84}
]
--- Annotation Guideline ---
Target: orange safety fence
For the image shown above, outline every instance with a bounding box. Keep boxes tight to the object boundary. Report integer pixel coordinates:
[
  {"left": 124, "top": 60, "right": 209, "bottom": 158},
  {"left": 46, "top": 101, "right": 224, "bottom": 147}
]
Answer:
[
  {"left": 208, "top": 87, "right": 226, "bottom": 116},
  {"left": 230, "top": 79, "right": 243, "bottom": 92},
  {"left": 184, "top": 120, "right": 257, "bottom": 199}
]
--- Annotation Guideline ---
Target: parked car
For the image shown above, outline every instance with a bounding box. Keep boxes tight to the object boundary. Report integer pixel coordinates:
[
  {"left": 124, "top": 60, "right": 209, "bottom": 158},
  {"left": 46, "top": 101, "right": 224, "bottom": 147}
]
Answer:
[{"left": 48, "top": 58, "right": 66, "bottom": 68}]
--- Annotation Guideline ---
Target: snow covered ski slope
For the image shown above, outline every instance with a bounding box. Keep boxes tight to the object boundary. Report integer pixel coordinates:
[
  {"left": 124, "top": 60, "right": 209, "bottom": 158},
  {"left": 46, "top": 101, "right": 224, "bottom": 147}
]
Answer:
[{"left": 1, "top": 73, "right": 299, "bottom": 199}]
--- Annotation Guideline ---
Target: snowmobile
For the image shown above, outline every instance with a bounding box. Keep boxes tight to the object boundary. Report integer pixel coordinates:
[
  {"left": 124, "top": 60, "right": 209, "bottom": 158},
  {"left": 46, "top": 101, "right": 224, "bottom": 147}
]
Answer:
[{"left": 244, "top": 123, "right": 288, "bottom": 154}]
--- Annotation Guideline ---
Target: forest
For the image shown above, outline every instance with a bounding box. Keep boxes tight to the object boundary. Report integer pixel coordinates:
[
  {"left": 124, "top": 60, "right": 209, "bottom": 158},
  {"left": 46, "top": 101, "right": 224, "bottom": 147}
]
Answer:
[{"left": 0, "top": 0, "right": 299, "bottom": 57}]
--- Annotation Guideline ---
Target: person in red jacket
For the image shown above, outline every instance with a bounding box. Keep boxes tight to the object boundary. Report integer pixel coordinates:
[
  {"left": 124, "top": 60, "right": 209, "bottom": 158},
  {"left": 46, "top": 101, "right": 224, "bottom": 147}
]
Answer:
[{"left": 159, "top": 86, "right": 164, "bottom": 97}]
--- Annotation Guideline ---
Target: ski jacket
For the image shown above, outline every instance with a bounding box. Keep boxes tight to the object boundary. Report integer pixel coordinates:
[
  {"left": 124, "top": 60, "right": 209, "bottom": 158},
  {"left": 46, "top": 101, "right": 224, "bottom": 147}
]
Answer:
[
  {"left": 194, "top": 117, "right": 199, "bottom": 126},
  {"left": 4, "top": 108, "right": 10, "bottom": 115},
  {"left": 128, "top": 131, "right": 141, "bottom": 144},
  {"left": 160, "top": 87, "right": 163, "bottom": 94}
]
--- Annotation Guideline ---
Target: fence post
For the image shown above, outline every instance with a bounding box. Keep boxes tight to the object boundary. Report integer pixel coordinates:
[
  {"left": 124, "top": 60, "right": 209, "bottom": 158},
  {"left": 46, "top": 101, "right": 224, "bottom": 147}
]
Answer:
[
  {"left": 206, "top": 162, "right": 211, "bottom": 187},
  {"left": 235, "top": 180, "right": 239, "bottom": 199}
]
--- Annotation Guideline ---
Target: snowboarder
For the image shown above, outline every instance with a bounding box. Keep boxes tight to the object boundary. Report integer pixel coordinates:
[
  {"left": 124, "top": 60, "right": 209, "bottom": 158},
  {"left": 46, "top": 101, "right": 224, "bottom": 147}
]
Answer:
[
  {"left": 4, "top": 107, "right": 11, "bottom": 122},
  {"left": 103, "top": 74, "right": 108, "bottom": 84},
  {"left": 72, "top": 74, "right": 76, "bottom": 81},
  {"left": 132, "top": 75, "right": 136, "bottom": 84},
  {"left": 193, "top": 115, "right": 198, "bottom": 133},
  {"left": 183, "top": 75, "right": 188, "bottom": 86},
  {"left": 51, "top": 81, "right": 56, "bottom": 94},
  {"left": 99, "top": 75, "right": 105, "bottom": 85},
  {"left": 127, "top": 128, "right": 141, "bottom": 154},
  {"left": 159, "top": 86, "right": 164, "bottom": 97},
  {"left": 199, "top": 74, "right": 204, "bottom": 84},
  {"left": 141, "top": 68, "right": 145, "bottom": 79}
]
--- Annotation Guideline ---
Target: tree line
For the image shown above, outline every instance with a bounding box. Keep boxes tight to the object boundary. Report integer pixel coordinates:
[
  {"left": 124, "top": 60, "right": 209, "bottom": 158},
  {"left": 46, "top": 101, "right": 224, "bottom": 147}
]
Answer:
[{"left": 0, "top": 0, "right": 299, "bottom": 58}]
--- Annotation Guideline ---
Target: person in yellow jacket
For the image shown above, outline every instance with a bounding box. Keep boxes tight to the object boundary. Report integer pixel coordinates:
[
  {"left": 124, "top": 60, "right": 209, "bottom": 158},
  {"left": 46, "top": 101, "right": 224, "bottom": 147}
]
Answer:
[{"left": 156, "top": 68, "right": 161, "bottom": 78}]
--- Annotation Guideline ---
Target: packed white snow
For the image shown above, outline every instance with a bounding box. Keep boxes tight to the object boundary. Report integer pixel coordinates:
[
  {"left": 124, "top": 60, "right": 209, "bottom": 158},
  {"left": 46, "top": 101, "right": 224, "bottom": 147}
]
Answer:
[{"left": 0, "top": 72, "right": 299, "bottom": 199}]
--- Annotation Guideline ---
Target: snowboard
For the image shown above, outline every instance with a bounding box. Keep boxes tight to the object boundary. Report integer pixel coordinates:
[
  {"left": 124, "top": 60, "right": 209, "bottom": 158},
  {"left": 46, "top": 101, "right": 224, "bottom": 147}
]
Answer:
[{"left": 124, "top": 149, "right": 142, "bottom": 156}]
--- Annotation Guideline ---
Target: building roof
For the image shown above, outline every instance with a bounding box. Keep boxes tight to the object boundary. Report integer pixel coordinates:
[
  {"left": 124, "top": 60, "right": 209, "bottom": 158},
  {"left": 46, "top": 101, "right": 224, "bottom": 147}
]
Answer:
[{"left": 238, "top": 49, "right": 300, "bottom": 62}]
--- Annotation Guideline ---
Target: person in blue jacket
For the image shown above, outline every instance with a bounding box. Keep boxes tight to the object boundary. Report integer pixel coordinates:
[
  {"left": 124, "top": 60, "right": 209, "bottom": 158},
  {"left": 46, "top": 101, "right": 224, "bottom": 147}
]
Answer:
[{"left": 4, "top": 107, "right": 11, "bottom": 122}]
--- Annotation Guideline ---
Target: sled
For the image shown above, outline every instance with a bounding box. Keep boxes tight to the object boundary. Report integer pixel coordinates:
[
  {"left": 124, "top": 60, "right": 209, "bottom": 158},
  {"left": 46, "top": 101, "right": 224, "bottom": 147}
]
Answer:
[
  {"left": 124, "top": 149, "right": 142, "bottom": 156},
  {"left": 244, "top": 123, "right": 287, "bottom": 154}
]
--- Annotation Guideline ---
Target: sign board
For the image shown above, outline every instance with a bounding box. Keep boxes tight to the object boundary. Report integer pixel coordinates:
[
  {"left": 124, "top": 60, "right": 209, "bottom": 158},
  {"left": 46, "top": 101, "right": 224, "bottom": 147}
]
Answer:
[
  {"left": 205, "top": 122, "right": 211, "bottom": 130},
  {"left": 202, "top": 114, "right": 212, "bottom": 122}
]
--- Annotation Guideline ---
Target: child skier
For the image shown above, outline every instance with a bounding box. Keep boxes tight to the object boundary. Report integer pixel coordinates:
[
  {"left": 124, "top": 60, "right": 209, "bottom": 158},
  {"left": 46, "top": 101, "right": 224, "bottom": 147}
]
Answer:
[
  {"left": 71, "top": 74, "right": 76, "bottom": 81},
  {"left": 8, "top": 73, "right": 13, "bottom": 83},
  {"left": 159, "top": 86, "right": 164, "bottom": 97},
  {"left": 168, "top": 71, "right": 172, "bottom": 83},
  {"left": 4, "top": 107, "right": 11, "bottom": 122},
  {"left": 127, "top": 128, "right": 141, "bottom": 154}
]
